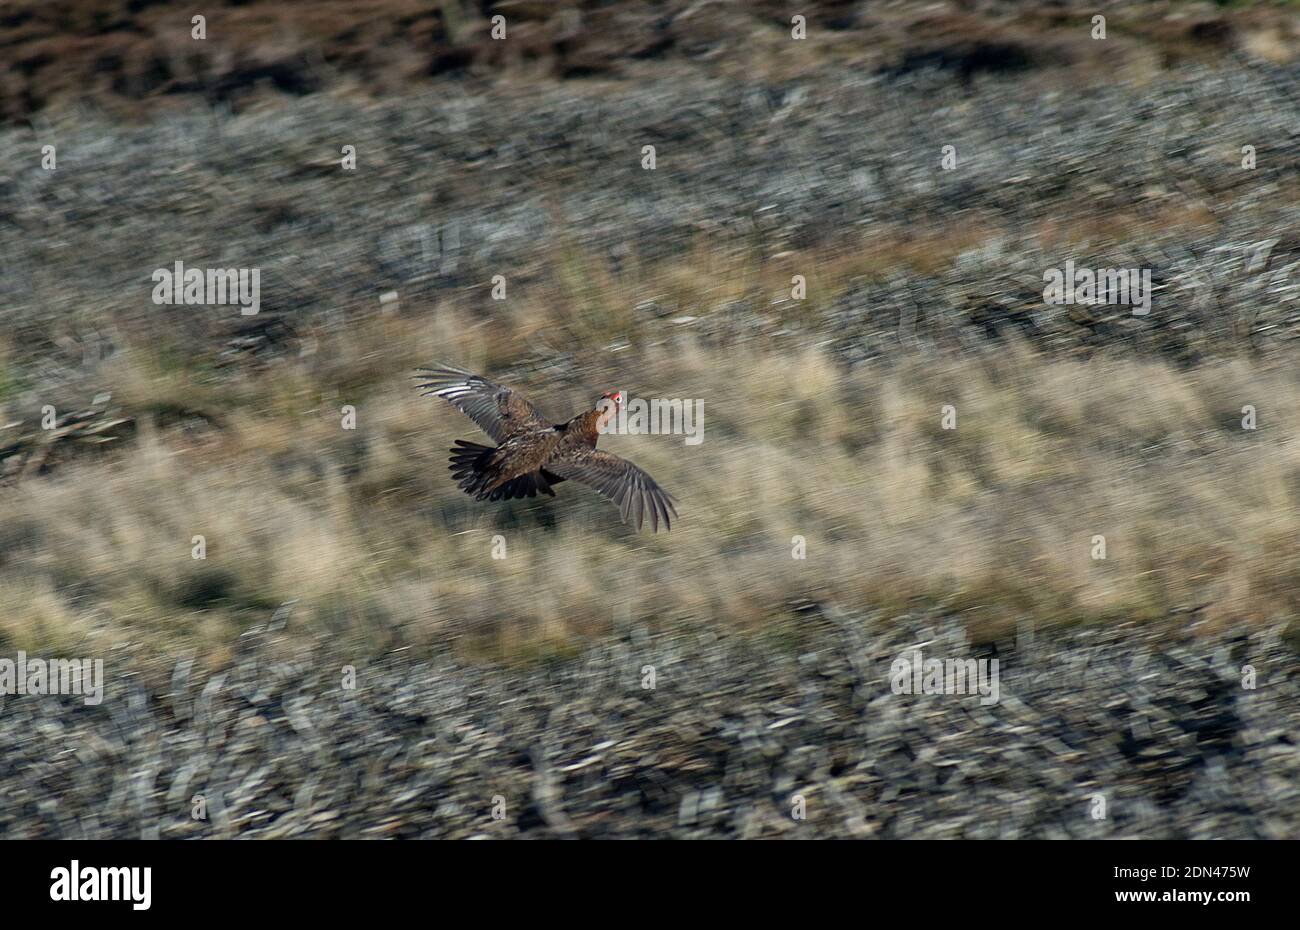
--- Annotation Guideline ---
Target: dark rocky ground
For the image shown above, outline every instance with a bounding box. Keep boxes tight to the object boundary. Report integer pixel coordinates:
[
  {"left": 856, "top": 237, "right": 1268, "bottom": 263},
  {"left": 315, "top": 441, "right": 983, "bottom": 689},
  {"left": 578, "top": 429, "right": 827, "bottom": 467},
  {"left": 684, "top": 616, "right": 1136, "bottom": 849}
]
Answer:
[
  {"left": 2, "top": 613, "right": 1296, "bottom": 839},
  {"left": 2, "top": 4, "right": 1298, "bottom": 402},
  {"left": 4, "top": 65, "right": 1299, "bottom": 434}
]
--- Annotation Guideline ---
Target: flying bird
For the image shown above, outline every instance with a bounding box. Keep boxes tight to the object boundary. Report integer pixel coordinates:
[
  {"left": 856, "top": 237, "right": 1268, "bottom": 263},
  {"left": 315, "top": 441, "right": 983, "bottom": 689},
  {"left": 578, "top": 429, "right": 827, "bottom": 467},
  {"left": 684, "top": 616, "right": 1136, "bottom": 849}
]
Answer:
[{"left": 414, "top": 366, "right": 679, "bottom": 532}]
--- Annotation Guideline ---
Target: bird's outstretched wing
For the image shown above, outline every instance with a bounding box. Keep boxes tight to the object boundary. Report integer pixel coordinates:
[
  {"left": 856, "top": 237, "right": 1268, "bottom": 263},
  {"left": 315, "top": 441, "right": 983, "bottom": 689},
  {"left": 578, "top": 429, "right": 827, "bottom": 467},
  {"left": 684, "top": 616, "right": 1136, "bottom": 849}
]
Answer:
[
  {"left": 414, "top": 366, "right": 549, "bottom": 442},
  {"left": 546, "top": 449, "right": 678, "bottom": 533}
]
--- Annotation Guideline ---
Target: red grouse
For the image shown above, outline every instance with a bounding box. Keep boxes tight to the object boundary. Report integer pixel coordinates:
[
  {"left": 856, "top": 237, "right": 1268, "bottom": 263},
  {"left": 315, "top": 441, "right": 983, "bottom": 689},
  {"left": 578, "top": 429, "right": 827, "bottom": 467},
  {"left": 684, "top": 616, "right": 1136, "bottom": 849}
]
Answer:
[{"left": 414, "top": 366, "right": 679, "bottom": 532}]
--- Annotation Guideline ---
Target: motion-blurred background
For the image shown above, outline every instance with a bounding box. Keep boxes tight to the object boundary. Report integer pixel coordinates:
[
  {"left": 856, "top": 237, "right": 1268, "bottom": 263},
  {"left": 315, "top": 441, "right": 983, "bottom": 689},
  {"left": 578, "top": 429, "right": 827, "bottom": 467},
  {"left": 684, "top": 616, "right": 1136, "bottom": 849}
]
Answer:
[{"left": 0, "top": 1, "right": 1298, "bottom": 838}]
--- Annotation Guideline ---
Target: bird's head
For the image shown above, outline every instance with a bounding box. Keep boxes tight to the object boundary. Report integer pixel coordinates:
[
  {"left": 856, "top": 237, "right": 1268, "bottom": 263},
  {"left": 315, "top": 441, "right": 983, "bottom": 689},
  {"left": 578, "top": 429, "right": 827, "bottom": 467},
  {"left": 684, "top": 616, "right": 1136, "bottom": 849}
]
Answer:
[{"left": 595, "top": 390, "right": 623, "bottom": 432}]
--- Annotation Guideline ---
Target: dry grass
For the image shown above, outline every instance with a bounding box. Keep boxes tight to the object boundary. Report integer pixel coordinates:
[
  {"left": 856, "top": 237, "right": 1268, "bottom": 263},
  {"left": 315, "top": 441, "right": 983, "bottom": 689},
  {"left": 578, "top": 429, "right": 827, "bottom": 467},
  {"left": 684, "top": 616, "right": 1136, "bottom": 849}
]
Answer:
[{"left": 2, "top": 278, "right": 1299, "bottom": 670}]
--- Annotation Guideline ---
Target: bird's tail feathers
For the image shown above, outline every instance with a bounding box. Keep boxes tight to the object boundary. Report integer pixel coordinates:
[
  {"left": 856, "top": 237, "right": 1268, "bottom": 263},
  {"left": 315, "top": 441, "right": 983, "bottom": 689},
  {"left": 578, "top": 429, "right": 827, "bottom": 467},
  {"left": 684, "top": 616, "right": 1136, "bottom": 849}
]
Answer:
[
  {"left": 448, "top": 440, "right": 556, "bottom": 501},
  {"left": 449, "top": 440, "right": 495, "bottom": 497}
]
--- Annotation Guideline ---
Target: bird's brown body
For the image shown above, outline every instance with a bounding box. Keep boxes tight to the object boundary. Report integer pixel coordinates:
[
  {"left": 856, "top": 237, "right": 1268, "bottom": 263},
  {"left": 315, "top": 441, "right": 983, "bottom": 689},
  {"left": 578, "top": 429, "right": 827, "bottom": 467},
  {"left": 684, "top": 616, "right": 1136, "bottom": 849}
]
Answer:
[
  {"left": 459, "top": 408, "right": 602, "bottom": 497},
  {"left": 414, "top": 366, "right": 678, "bottom": 532}
]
